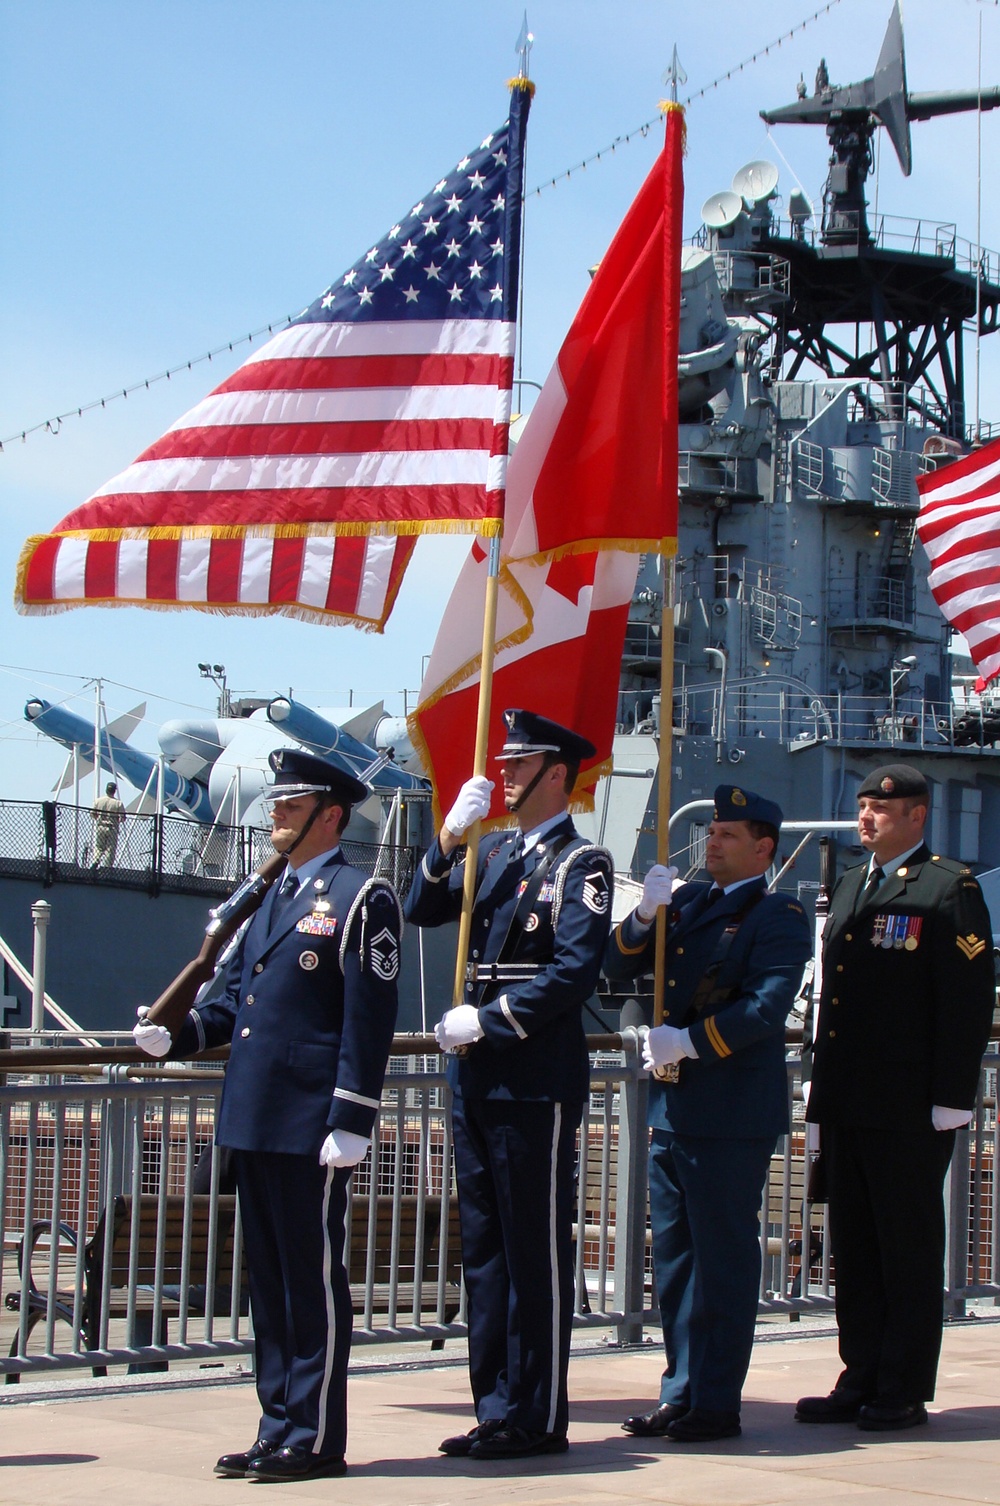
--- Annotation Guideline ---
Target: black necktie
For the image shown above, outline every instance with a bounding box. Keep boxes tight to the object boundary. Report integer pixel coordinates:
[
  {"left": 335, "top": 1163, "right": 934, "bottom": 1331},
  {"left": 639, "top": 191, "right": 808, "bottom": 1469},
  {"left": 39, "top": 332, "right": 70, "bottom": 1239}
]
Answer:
[
  {"left": 507, "top": 832, "right": 524, "bottom": 864},
  {"left": 702, "top": 886, "right": 722, "bottom": 910},
  {"left": 864, "top": 864, "right": 884, "bottom": 899},
  {"left": 270, "top": 871, "right": 299, "bottom": 930}
]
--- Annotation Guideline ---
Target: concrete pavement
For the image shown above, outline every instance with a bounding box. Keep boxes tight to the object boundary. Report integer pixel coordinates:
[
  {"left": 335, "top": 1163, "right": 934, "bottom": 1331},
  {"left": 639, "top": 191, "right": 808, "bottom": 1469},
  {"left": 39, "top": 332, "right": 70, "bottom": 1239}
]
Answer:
[{"left": 1, "top": 1320, "right": 999, "bottom": 1504}]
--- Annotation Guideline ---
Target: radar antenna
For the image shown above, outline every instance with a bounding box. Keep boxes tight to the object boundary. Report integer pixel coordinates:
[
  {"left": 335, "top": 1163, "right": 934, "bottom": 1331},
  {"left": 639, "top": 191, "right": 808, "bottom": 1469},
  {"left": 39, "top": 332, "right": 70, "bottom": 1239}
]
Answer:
[{"left": 761, "top": 0, "right": 1000, "bottom": 244}]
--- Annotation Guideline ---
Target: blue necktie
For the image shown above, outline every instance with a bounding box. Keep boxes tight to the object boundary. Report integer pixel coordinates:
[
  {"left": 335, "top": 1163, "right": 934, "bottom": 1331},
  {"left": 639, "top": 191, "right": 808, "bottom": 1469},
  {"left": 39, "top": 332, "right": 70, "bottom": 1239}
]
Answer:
[{"left": 269, "top": 872, "right": 299, "bottom": 931}]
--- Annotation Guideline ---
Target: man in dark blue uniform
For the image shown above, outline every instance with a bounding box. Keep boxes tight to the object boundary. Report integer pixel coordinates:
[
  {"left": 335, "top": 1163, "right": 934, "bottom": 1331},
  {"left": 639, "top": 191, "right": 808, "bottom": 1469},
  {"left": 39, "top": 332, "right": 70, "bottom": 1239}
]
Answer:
[
  {"left": 134, "top": 750, "right": 400, "bottom": 1481},
  {"left": 405, "top": 709, "right": 614, "bottom": 1461},
  {"left": 796, "top": 764, "right": 994, "bottom": 1431},
  {"left": 604, "top": 785, "right": 812, "bottom": 1443}
]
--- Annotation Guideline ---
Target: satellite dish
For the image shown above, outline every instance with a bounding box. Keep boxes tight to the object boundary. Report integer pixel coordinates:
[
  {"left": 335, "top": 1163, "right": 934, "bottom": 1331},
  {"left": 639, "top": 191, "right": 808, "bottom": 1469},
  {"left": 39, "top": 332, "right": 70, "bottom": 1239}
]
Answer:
[
  {"left": 788, "top": 188, "right": 813, "bottom": 224},
  {"left": 732, "top": 159, "right": 779, "bottom": 207},
  {"left": 701, "top": 190, "right": 743, "bottom": 230}
]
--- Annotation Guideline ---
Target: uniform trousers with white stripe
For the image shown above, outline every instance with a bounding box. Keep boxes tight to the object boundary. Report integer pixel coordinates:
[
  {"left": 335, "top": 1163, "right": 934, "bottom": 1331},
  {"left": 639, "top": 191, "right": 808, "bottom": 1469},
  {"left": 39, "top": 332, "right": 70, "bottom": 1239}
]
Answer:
[
  {"left": 233, "top": 1150, "right": 352, "bottom": 1458},
  {"left": 451, "top": 1093, "right": 583, "bottom": 1438}
]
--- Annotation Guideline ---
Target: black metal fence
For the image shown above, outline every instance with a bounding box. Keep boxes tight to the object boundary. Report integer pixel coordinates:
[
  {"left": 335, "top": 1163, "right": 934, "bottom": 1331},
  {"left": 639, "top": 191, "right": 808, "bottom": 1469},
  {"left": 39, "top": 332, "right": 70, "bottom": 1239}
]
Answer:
[{"left": 0, "top": 800, "right": 418, "bottom": 900}]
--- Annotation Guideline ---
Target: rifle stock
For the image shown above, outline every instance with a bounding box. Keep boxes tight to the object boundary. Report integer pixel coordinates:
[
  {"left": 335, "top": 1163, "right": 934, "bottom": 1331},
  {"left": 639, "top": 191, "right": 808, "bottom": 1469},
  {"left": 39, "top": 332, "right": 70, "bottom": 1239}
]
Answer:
[{"left": 145, "top": 850, "right": 286, "bottom": 1039}]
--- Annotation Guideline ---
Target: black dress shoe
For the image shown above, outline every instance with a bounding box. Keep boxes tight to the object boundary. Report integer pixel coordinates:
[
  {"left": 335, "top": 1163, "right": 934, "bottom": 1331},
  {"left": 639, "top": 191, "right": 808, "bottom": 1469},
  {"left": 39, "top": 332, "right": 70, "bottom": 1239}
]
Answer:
[
  {"left": 439, "top": 1419, "right": 504, "bottom": 1456},
  {"left": 857, "top": 1402, "right": 928, "bottom": 1432},
  {"left": 621, "top": 1402, "right": 689, "bottom": 1436},
  {"left": 665, "top": 1408, "right": 741, "bottom": 1443},
  {"left": 245, "top": 1445, "right": 347, "bottom": 1481},
  {"left": 214, "top": 1439, "right": 278, "bottom": 1477},
  {"left": 795, "top": 1390, "right": 866, "bottom": 1424},
  {"left": 468, "top": 1426, "right": 569, "bottom": 1459}
]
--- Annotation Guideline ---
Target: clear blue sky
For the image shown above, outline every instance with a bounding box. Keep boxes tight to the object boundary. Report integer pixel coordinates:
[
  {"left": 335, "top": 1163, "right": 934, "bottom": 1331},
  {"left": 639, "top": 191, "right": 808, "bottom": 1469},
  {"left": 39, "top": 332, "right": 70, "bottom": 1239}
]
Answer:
[{"left": 2, "top": 0, "right": 999, "bottom": 802}]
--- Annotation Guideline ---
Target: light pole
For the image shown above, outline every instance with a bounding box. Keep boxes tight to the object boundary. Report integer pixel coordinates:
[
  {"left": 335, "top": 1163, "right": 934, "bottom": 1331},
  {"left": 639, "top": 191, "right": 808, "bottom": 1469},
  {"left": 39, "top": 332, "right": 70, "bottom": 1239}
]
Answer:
[
  {"left": 198, "top": 662, "right": 232, "bottom": 718},
  {"left": 890, "top": 655, "right": 918, "bottom": 743}
]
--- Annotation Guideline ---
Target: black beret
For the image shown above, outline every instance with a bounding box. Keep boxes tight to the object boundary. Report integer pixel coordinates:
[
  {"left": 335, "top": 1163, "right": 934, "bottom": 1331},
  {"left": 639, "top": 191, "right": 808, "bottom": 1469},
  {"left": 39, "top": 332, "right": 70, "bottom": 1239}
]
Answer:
[{"left": 857, "top": 764, "right": 929, "bottom": 800}]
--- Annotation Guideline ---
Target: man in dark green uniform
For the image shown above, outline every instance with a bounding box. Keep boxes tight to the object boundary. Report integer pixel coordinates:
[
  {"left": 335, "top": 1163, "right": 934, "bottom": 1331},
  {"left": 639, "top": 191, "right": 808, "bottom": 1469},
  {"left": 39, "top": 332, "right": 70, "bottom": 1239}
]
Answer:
[{"left": 797, "top": 763, "right": 994, "bottom": 1431}]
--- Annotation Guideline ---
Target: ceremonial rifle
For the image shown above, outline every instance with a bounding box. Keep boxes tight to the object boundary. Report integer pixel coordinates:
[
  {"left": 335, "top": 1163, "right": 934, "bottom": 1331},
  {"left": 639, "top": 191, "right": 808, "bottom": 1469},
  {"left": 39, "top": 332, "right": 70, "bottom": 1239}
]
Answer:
[{"left": 143, "top": 850, "right": 286, "bottom": 1039}]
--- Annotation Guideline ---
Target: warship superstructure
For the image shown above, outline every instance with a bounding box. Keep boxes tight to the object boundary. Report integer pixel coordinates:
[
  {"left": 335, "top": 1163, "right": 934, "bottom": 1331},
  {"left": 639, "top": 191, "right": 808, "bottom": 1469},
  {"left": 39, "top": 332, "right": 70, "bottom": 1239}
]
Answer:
[{"left": 577, "top": 1, "right": 1000, "bottom": 884}]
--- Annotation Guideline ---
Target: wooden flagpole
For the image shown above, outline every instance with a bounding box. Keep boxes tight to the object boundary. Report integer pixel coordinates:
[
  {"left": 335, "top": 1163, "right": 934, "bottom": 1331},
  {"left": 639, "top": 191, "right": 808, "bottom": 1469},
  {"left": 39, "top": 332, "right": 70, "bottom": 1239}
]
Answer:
[
  {"left": 450, "top": 56, "right": 533, "bottom": 1011},
  {"left": 651, "top": 90, "right": 685, "bottom": 1073},
  {"left": 451, "top": 531, "right": 502, "bottom": 1007}
]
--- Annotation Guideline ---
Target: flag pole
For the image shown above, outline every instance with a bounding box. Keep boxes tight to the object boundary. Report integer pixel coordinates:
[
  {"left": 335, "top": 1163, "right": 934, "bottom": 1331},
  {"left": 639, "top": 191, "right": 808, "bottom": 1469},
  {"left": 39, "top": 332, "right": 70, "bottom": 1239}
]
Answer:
[
  {"left": 450, "top": 57, "right": 534, "bottom": 1011},
  {"left": 651, "top": 91, "right": 685, "bottom": 1072},
  {"left": 451, "top": 531, "right": 503, "bottom": 1007}
]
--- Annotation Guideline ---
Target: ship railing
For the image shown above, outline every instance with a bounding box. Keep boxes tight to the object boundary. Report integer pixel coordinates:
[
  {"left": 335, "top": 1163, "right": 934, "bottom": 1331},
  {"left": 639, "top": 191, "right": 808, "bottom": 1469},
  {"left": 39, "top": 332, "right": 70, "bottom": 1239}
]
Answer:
[
  {"left": 653, "top": 677, "right": 965, "bottom": 753},
  {"left": 1, "top": 1033, "right": 997, "bottom": 1384},
  {"left": 0, "top": 799, "right": 420, "bottom": 901},
  {"left": 766, "top": 211, "right": 998, "bottom": 283}
]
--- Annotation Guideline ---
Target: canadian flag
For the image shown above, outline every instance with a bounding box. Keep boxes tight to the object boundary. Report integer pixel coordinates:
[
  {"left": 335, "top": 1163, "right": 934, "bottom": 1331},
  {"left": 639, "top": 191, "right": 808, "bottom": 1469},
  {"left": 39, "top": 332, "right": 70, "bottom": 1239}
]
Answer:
[{"left": 410, "top": 106, "right": 683, "bottom": 826}]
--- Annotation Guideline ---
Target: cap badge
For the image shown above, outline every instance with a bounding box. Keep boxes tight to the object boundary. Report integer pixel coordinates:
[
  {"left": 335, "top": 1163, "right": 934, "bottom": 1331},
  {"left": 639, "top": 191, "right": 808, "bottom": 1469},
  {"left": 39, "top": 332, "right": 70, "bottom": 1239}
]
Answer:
[
  {"left": 880, "top": 776, "right": 895, "bottom": 794},
  {"left": 731, "top": 788, "right": 747, "bottom": 806},
  {"left": 504, "top": 710, "right": 516, "bottom": 730}
]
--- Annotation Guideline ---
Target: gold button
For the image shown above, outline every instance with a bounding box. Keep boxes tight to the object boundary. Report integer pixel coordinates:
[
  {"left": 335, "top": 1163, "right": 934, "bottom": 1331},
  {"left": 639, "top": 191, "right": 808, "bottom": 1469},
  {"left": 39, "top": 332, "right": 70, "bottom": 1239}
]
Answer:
[
  {"left": 836, "top": 965, "right": 843, "bottom": 973},
  {"left": 828, "top": 1029, "right": 836, "bottom": 1038},
  {"left": 676, "top": 946, "right": 684, "bottom": 955},
  {"left": 668, "top": 979, "right": 676, "bottom": 988},
  {"left": 240, "top": 1027, "right": 250, "bottom": 1038},
  {"left": 831, "top": 997, "right": 839, "bottom": 1006},
  {"left": 845, "top": 933, "right": 853, "bottom": 942}
]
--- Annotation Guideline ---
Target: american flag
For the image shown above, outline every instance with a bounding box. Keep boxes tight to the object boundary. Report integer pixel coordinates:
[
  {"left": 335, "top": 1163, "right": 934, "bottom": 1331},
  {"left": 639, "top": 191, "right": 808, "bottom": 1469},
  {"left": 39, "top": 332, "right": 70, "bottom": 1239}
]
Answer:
[
  {"left": 411, "top": 103, "right": 684, "bottom": 827},
  {"left": 916, "top": 434, "right": 1000, "bottom": 684},
  {"left": 16, "top": 83, "right": 531, "bottom": 629}
]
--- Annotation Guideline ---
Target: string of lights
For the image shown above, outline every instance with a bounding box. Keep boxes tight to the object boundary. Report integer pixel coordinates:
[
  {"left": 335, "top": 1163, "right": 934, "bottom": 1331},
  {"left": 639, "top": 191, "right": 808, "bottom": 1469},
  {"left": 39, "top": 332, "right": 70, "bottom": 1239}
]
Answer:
[
  {"left": 527, "top": 0, "right": 845, "bottom": 196},
  {"left": 2, "top": 0, "right": 845, "bottom": 455}
]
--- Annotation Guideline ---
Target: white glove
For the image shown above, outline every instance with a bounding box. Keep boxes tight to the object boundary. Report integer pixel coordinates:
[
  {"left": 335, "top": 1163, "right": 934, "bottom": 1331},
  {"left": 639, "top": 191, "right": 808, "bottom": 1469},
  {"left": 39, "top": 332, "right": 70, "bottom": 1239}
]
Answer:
[
  {"left": 800, "top": 1078, "right": 811, "bottom": 1107},
  {"left": 637, "top": 865, "right": 680, "bottom": 923},
  {"left": 319, "top": 1129, "right": 371, "bottom": 1167},
  {"left": 932, "top": 1105, "right": 973, "bottom": 1131},
  {"left": 641, "top": 1023, "right": 697, "bottom": 1071},
  {"left": 444, "top": 776, "right": 495, "bottom": 838},
  {"left": 133, "top": 1005, "right": 171, "bottom": 1058},
  {"left": 434, "top": 1004, "right": 485, "bottom": 1052}
]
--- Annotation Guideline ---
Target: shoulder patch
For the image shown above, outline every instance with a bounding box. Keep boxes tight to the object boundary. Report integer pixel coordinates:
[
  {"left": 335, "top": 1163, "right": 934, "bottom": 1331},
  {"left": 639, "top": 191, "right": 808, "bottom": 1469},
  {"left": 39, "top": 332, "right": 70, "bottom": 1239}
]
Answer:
[
  {"left": 581, "top": 868, "right": 610, "bottom": 915},
  {"left": 339, "top": 876, "right": 403, "bottom": 975},
  {"left": 552, "top": 842, "right": 614, "bottom": 928}
]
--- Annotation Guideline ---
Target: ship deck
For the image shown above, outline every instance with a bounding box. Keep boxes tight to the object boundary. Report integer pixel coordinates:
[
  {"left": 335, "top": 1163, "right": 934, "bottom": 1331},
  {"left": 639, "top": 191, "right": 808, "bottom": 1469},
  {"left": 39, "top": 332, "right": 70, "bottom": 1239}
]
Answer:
[{"left": 2, "top": 1317, "right": 999, "bottom": 1504}]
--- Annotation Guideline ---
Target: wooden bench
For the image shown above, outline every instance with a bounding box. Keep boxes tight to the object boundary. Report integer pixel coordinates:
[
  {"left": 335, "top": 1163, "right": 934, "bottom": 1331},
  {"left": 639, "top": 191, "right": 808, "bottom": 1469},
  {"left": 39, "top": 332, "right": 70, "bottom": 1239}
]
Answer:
[
  {"left": 5, "top": 1193, "right": 242, "bottom": 1378},
  {"left": 6, "top": 1188, "right": 464, "bottom": 1376},
  {"left": 348, "top": 1193, "right": 463, "bottom": 1343}
]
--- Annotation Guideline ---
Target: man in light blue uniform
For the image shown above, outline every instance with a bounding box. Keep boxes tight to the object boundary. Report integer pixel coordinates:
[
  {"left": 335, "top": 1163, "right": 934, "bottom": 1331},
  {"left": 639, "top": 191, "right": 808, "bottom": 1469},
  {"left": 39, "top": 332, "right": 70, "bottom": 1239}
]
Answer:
[
  {"left": 405, "top": 710, "right": 614, "bottom": 1461},
  {"left": 604, "top": 784, "right": 811, "bottom": 1443},
  {"left": 135, "top": 749, "right": 400, "bottom": 1482}
]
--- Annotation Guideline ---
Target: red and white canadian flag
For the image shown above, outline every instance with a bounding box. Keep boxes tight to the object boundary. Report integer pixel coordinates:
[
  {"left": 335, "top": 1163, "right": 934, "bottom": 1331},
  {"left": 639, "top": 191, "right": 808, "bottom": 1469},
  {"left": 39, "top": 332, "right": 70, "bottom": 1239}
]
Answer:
[{"left": 410, "top": 106, "right": 683, "bottom": 826}]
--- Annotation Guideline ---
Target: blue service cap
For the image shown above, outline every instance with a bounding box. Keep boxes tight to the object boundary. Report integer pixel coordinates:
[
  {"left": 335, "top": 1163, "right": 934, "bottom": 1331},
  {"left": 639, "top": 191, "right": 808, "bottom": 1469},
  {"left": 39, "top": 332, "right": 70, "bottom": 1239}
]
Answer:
[
  {"left": 713, "top": 783, "right": 783, "bottom": 828},
  {"left": 267, "top": 748, "right": 368, "bottom": 807},
  {"left": 497, "top": 708, "right": 596, "bottom": 764}
]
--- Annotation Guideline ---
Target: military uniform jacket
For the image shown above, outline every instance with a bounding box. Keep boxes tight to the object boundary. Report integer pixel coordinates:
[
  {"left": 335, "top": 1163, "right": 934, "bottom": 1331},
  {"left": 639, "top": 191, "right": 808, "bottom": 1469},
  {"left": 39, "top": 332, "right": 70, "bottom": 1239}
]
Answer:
[
  {"left": 404, "top": 816, "right": 614, "bottom": 1102},
  {"left": 806, "top": 845, "right": 994, "bottom": 1129},
  {"left": 604, "top": 879, "right": 813, "bottom": 1139},
  {"left": 173, "top": 852, "right": 401, "bottom": 1154}
]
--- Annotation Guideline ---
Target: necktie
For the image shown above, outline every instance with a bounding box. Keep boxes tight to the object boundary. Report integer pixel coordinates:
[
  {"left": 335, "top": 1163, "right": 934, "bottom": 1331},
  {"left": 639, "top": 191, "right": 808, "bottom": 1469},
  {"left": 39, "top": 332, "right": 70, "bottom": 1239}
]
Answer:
[
  {"left": 863, "top": 864, "right": 884, "bottom": 899},
  {"left": 703, "top": 886, "right": 722, "bottom": 908},
  {"left": 507, "top": 831, "right": 524, "bottom": 864},
  {"left": 269, "top": 871, "right": 299, "bottom": 930}
]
